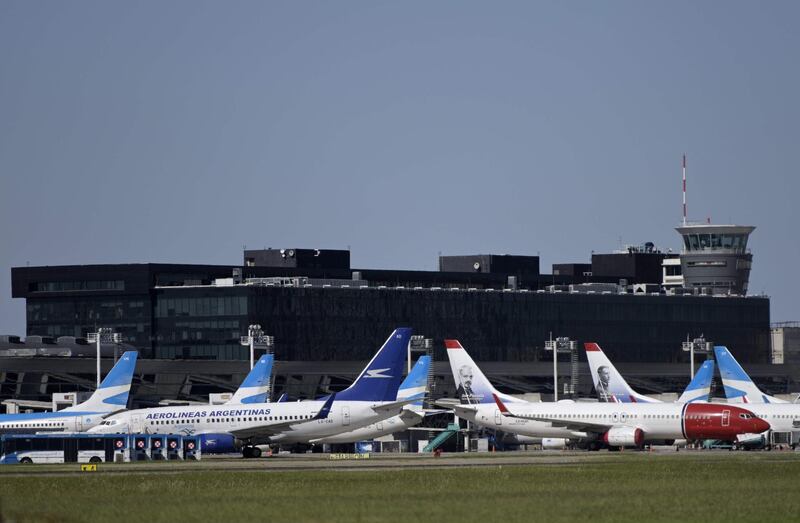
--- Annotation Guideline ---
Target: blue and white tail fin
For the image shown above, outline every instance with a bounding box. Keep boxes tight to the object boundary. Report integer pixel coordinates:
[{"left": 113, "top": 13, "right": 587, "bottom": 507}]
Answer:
[
  {"left": 714, "top": 346, "right": 785, "bottom": 404},
  {"left": 335, "top": 328, "right": 412, "bottom": 402},
  {"left": 397, "top": 355, "right": 431, "bottom": 410},
  {"left": 585, "top": 343, "right": 658, "bottom": 403},
  {"left": 445, "top": 340, "right": 522, "bottom": 404},
  {"left": 66, "top": 351, "right": 138, "bottom": 413},
  {"left": 226, "top": 354, "right": 274, "bottom": 404},
  {"left": 676, "top": 360, "right": 715, "bottom": 403}
]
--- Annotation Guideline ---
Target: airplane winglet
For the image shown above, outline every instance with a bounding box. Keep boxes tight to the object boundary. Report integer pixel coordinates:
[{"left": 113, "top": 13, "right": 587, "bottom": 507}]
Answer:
[
  {"left": 315, "top": 393, "right": 336, "bottom": 420},
  {"left": 492, "top": 393, "right": 510, "bottom": 415}
]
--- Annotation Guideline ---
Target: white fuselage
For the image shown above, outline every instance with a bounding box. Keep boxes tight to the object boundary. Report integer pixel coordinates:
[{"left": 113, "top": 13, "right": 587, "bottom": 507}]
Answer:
[
  {"left": 311, "top": 410, "right": 424, "bottom": 444},
  {"left": 462, "top": 402, "right": 705, "bottom": 441},
  {"left": 460, "top": 403, "right": 588, "bottom": 439},
  {"left": 0, "top": 411, "right": 107, "bottom": 435},
  {"left": 89, "top": 400, "right": 402, "bottom": 444}
]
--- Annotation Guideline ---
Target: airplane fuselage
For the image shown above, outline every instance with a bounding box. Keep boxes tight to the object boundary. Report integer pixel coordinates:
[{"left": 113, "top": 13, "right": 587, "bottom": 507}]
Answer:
[
  {"left": 0, "top": 411, "right": 107, "bottom": 435},
  {"left": 464, "top": 401, "right": 768, "bottom": 443},
  {"left": 89, "top": 400, "right": 403, "bottom": 444}
]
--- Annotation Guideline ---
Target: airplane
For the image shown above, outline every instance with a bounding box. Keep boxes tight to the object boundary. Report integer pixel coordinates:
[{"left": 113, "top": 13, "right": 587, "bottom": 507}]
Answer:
[
  {"left": 310, "top": 354, "right": 432, "bottom": 445},
  {"left": 585, "top": 342, "right": 715, "bottom": 404},
  {"left": 93, "top": 353, "right": 274, "bottom": 453},
  {"left": 443, "top": 340, "right": 767, "bottom": 449},
  {"left": 443, "top": 339, "right": 583, "bottom": 446},
  {"left": 492, "top": 392, "right": 769, "bottom": 450},
  {"left": 0, "top": 351, "right": 138, "bottom": 434},
  {"left": 89, "top": 328, "right": 417, "bottom": 457},
  {"left": 714, "top": 346, "right": 787, "bottom": 404}
]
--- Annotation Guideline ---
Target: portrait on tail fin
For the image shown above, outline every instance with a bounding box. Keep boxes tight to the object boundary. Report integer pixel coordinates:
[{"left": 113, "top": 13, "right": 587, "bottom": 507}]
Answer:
[
  {"left": 455, "top": 364, "right": 479, "bottom": 403},
  {"left": 595, "top": 365, "right": 614, "bottom": 402}
]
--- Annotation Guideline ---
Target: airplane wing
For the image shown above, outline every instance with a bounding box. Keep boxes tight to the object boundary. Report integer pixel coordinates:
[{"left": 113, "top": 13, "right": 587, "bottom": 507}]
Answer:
[
  {"left": 229, "top": 393, "right": 336, "bottom": 439},
  {"left": 492, "top": 394, "right": 610, "bottom": 433},
  {"left": 448, "top": 404, "right": 479, "bottom": 419},
  {"left": 100, "top": 409, "right": 128, "bottom": 419},
  {"left": 398, "top": 409, "right": 425, "bottom": 424},
  {"left": 371, "top": 398, "right": 422, "bottom": 415}
]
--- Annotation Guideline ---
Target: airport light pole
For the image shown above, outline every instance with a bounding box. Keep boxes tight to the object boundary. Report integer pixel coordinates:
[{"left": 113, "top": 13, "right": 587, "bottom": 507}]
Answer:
[
  {"left": 682, "top": 335, "right": 712, "bottom": 379},
  {"left": 544, "top": 335, "right": 577, "bottom": 401},
  {"left": 86, "top": 328, "right": 122, "bottom": 388},
  {"left": 240, "top": 325, "right": 273, "bottom": 370}
]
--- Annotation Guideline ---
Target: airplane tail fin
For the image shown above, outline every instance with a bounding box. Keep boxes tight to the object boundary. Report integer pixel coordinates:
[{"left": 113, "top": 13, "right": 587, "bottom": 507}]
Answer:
[
  {"left": 397, "top": 355, "right": 431, "bottom": 409},
  {"left": 335, "top": 328, "right": 412, "bottom": 402},
  {"left": 677, "top": 360, "right": 715, "bottom": 403},
  {"left": 226, "top": 354, "right": 274, "bottom": 404},
  {"left": 445, "top": 340, "right": 520, "bottom": 404},
  {"left": 584, "top": 343, "right": 657, "bottom": 403},
  {"left": 714, "top": 346, "right": 785, "bottom": 404},
  {"left": 65, "top": 351, "right": 138, "bottom": 413}
]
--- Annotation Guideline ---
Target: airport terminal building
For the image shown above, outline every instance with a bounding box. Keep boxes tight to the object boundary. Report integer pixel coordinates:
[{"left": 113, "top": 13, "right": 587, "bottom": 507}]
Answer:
[{"left": 4, "top": 235, "right": 786, "bottom": 408}]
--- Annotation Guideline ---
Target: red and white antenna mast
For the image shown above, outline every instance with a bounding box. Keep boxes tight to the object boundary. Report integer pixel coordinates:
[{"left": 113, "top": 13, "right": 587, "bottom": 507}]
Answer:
[{"left": 682, "top": 154, "right": 687, "bottom": 226}]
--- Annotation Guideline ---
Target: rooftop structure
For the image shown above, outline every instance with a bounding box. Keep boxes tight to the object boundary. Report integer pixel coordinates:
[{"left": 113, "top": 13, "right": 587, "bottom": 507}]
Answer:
[{"left": 676, "top": 223, "right": 755, "bottom": 295}]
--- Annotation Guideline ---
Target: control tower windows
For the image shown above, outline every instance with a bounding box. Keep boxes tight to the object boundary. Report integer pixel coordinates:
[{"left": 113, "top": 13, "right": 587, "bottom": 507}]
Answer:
[{"left": 683, "top": 233, "right": 748, "bottom": 253}]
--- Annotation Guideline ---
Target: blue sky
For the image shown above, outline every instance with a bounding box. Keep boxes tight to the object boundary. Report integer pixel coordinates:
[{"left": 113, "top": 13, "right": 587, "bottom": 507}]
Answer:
[{"left": 1, "top": 1, "right": 798, "bottom": 334}]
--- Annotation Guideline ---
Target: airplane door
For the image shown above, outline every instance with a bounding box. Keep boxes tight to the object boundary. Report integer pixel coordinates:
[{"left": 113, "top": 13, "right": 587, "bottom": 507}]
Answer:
[
  {"left": 75, "top": 417, "right": 83, "bottom": 432},
  {"left": 131, "top": 415, "right": 143, "bottom": 433},
  {"left": 495, "top": 410, "right": 502, "bottom": 426},
  {"left": 376, "top": 421, "right": 383, "bottom": 431},
  {"left": 342, "top": 406, "right": 351, "bottom": 427},
  {"left": 722, "top": 410, "right": 730, "bottom": 427}
]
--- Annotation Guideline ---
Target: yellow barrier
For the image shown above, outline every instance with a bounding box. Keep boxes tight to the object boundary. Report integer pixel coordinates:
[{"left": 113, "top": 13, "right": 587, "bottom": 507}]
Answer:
[{"left": 80, "top": 464, "right": 98, "bottom": 472}]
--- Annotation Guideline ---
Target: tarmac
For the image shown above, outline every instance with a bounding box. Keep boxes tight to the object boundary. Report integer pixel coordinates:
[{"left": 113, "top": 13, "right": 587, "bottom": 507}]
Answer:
[{"left": 2, "top": 448, "right": 799, "bottom": 477}]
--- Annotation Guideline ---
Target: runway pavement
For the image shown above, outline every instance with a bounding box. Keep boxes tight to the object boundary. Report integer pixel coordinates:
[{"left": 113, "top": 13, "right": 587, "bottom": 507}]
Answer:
[{"left": 2, "top": 448, "right": 799, "bottom": 477}]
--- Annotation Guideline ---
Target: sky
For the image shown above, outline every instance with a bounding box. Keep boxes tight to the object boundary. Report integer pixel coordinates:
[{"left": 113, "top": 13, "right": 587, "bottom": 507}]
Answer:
[{"left": 1, "top": 1, "right": 798, "bottom": 334}]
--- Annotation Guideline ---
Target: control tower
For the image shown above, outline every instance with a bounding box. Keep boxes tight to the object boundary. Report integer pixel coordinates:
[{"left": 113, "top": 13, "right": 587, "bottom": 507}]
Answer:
[{"left": 675, "top": 223, "right": 755, "bottom": 295}]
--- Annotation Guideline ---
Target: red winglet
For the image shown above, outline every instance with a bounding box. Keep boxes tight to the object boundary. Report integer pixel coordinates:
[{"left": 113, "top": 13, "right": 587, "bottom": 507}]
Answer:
[
  {"left": 492, "top": 393, "right": 509, "bottom": 414},
  {"left": 584, "top": 342, "right": 602, "bottom": 352},
  {"left": 444, "top": 340, "right": 463, "bottom": 349}
]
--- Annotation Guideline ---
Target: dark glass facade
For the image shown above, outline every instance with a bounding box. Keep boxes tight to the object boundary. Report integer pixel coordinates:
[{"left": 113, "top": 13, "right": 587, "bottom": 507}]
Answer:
[
  {"left": 246, "top": 286, "right": 769, "bottom": 364},
  {"left": 25, "top": 295, "right": 151, "bottom": 349},
  {"left": 11, "top": 262, "right": 771, "bottom": 364},
  {"left": 153, "top": 292, "right": 249, "bottom": 359}
]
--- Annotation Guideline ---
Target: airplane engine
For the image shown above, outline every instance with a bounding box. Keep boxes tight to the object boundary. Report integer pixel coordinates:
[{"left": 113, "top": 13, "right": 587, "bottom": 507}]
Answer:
[
  {"left": 602, "top": 426, "right": 644, "bottom": 448},
  {"left": 541, "top": 438, "right": 568, "bottom": 450},
  {"left": 198, "top": 433, "right": 242, "bottom": 454}
]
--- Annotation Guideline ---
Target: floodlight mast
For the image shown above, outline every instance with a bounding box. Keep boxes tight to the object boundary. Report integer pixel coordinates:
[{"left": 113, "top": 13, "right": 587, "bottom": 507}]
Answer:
[
  {"left": 86, "top": 328, "right": 122, "bottom": 388},
  {"left": 682, "top": 335, "right": 712, "bottom": 379},
  {"left": 240, "top": 324, "right": 273, "bottom": 370},
  {"left": 544, "top": 334, "right": 578, "bottom": 401}
]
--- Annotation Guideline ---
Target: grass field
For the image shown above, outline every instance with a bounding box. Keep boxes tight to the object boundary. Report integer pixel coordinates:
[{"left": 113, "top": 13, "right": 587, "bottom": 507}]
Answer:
[{"left": 1, "top": 453, "right": 799, "bottom": 522}]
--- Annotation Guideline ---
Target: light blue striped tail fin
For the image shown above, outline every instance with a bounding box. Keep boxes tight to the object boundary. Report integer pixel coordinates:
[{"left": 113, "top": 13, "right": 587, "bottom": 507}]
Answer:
[
  {"left": 66, "top": 351, "right": 138, "bottom": 413},
  {"left": 227, "top": 354, "right": 274, "bottom": 404},
  {"left": 714, "top": 346, "right": 786, "bottom": 404},
  {"left": 677, "top": 360, "right": 715, "bottom": 403},
  {"left": 397, "top": 355, "right": 431, "bottom": 408}
]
